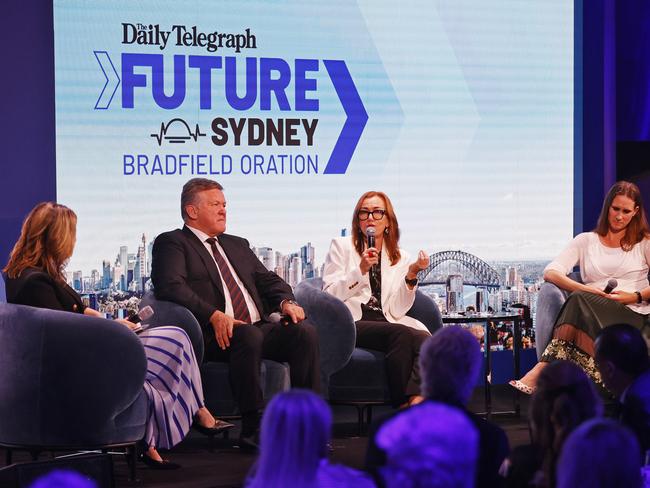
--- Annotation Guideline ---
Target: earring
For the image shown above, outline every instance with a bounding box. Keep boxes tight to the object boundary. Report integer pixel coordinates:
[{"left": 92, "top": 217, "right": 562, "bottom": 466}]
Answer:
[{"left": 384, "top": 228, "right": 389, "bottom": 235}]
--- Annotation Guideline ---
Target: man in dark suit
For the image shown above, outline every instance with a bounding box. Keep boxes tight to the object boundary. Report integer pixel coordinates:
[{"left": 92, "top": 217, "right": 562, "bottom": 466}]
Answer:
[
  {"left": 365, "top": 326, "right": 510, "bottom": 488},
  {"left": 151, "top": 178, "right": 320, "bottom": 446},
  {"left": 595, "top": 323, "right": 650, "bottom": 454}
]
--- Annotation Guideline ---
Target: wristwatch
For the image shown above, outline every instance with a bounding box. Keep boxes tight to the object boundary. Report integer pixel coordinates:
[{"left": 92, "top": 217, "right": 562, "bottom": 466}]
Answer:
[
  {"left": 635, "top": 291, "right": 643, "bottom": 304},
  {"left": 405, "top": 277, "right": 418, "bottom": 287},
  {"left": 281, "top": 299, "right": 298, "bottom": 309}
]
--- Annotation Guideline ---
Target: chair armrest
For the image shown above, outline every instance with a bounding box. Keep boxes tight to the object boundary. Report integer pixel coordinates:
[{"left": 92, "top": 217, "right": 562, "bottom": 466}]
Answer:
[
  {"left": 407, "top": 291, "right": 443, "bottom": 334},
  {"left": 294, "top": 278, "right": 356, "bottom": 379},
  {"left": 140, "top": 291, "right": 205, "bottom": 364},
  {"left": 535, "top": 281, "right": 571, "bottom": 359}
]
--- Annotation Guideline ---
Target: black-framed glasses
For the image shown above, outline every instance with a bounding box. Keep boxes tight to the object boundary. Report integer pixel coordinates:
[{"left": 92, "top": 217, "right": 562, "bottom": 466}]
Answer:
[{"left": 358, "top": 209, "right": 386, "bottom": 221}]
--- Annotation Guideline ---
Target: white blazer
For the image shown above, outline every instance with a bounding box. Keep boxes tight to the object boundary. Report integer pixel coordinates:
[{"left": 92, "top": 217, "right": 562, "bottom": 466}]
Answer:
[{"left": 322, "top": 237, "right": 429, "bottom": 333}]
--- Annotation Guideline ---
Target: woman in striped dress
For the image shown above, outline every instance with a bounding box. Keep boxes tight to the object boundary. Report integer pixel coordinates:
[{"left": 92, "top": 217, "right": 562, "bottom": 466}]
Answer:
[{"left": 3, "top": 202, "right": 232, "bottom": 468}]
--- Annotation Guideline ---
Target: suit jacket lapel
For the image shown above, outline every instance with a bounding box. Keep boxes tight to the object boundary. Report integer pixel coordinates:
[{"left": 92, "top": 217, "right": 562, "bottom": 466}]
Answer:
[
  {"left": 380, "top": 248, "right": 395, "bottom": 310},
  {"left": 182, "top": 226, "right": 225, "bottom": 297}
]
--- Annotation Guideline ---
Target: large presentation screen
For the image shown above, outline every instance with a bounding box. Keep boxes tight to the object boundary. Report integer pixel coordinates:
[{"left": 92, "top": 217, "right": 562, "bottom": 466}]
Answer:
[{"left": 54, "top": 0, "right": 573, "bottom": 320}]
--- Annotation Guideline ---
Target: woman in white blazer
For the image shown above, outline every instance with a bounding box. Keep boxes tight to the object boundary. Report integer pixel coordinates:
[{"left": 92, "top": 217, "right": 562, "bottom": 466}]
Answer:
[{"left": 322, "top": 191, "right": 430, "bottom": 407}]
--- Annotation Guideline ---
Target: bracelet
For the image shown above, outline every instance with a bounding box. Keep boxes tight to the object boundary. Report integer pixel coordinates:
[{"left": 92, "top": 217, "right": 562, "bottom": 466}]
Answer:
[{"left": 635, "top": 291, "right": 643, "bottom": 304}]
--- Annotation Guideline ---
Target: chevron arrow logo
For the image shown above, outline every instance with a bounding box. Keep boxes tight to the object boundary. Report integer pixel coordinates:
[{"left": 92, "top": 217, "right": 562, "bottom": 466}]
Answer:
[
  {"left": 323, "top": 60, "right": 369, "bottom": 174},
  {"left": 94, "top": 51, "right": 120, "bottom": 110}
]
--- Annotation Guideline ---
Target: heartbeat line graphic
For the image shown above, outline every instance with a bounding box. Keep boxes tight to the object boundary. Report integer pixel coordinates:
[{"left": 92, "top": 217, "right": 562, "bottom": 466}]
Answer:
[{"left": 151, "top": 118, "right": 206, "bottom": 145}]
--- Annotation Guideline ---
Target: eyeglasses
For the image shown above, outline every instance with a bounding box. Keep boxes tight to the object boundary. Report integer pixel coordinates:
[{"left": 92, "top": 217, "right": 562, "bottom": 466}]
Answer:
[{"left": 358, "top": 209, "right": 386, "bottom": 221}]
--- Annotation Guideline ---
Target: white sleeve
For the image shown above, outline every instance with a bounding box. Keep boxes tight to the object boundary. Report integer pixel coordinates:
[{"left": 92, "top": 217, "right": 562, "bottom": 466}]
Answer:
[
  {"left": 543, "top": 233, "right": 587, "bottom": 276},
  {"left": 642, "top": 238, "right": 650, "bottom": 269},
  {"left": 386, "top": 250, "right": 417, "bottom": 319},
  {"left": 322, "top": 238, "right": 370, "bottom": 301}
]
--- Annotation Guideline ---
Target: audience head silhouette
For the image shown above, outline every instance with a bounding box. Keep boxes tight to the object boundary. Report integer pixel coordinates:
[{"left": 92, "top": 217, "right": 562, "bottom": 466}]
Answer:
[
  {"left": 376, "top": 401, "right": 478, "bottom": 488},
  {"left": 28, "top": 469, "right": 98, "bottom": 488},
  {"left": 557, "top": 418, "right": 642, "bottom": 488},
  {"left": 247, "top": 389, "right": 331, "bottom": 488},
  {"left": 595, "top": 323, "right": 650, "bottom": 397},
  {"left": 419, "top": 325, "right": 482, "bottom": 406},
  {"left": 530, "top": 360, "right": 603, "bottom": 487}
]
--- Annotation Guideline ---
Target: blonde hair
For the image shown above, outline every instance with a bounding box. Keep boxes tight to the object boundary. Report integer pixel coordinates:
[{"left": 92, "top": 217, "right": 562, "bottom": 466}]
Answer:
[{"left": 4, "top": 202, "right": 77, "bottom": 282}]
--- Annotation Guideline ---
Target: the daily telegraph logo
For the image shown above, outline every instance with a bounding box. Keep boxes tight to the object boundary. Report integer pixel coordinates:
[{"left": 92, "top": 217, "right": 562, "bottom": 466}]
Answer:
[
  {"left": 123, "top": 23, "right": 256, "bottom": 53},
  {"left": 94, "top": 23, "right": 368, "bottom": 175}
]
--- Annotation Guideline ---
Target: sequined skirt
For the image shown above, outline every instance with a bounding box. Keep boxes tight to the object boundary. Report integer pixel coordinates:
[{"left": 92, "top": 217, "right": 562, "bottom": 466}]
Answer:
[{"left": 541, "top": 290, "right": 649, "bottom": 389}]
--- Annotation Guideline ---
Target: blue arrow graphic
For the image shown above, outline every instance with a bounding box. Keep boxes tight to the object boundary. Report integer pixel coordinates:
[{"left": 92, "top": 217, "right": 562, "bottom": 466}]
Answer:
[
  {"left": 323, "top": 60, "right": 368, "bottom": 174},
  {"left": 94, "top": 51, "right": 120, "bottom": 110}
]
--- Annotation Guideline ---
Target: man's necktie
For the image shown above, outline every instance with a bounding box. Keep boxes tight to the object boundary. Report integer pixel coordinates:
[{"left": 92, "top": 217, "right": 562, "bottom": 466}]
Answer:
[{"left": 206, "top": 237, "right": 252, "bottom": 323}]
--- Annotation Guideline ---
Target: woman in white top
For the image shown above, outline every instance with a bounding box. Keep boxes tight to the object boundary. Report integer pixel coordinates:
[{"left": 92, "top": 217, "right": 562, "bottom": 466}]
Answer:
[
  {"left": 512, "top": 181, "right": 650, "bottom": 394},
  {"left": 322, "top": 191, "right": 431, "bottom": 407}
]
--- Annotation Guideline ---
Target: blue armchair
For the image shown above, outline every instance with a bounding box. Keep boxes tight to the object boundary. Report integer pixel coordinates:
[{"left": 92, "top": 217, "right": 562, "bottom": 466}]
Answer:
[
  {"left": 294, "top": 277, "right": 442, "bottom": 429},
  {"left": 534, "top": 272, "right": 582, "bottom": 359},
  {"left": 0, "top": 303, "right": 148, "bottom": 480},
  {"left": 139, "top": 292, "right": 290, "bottom": 417}
]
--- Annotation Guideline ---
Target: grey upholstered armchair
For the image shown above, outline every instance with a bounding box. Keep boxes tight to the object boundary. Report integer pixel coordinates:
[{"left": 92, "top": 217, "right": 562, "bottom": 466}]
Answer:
[
  {"left": 139, "top": 292, "right": 290, "bottom": 416},
  {"left": 534, "top": 272, "right": 582, "bottom": 359},
  {"left": 294, "top": 277, "right": 443, "bottom": 430},
  {"left": 0, "top": 303, "right": 148, "bottom": 480}
]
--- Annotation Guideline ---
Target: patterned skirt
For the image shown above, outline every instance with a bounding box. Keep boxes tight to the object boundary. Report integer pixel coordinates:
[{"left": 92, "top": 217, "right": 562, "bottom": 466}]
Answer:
[
  {"left": 541, "top": 291, "right": 649, "bottom": 390},
  {"left": 138, "top": 326, "right": 205, "bottom": 449}
]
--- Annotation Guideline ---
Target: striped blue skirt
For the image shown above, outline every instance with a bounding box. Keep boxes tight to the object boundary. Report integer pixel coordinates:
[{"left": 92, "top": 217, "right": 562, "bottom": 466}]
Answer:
[{"left": 138, "top": 326, "right": 205, "bottom": 449}]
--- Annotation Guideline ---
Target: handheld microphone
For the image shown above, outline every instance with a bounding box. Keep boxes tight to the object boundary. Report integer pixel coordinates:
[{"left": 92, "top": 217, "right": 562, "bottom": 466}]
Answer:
[
  {"left": 127, "top": 305, "right": 154, "bottom": 324},
  {"left": 366, "top": 227, "right": 377, "bottom": 276},
  {"left": 603, "top": 278, "right": 618, "bottom": 294},
  {"left": 366, "top": 226, "right": 376, "bottom": 249}
]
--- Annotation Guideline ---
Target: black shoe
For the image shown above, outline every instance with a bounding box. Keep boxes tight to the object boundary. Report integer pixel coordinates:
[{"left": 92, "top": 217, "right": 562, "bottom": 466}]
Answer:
[
  {"left": 139, "top": 453, "right": 181, "bottom": 470},
  {"left": 238, "top": 432, "right": 260, "bottom": 453},
  {"left": 193, "top": 419, "right": 236, "bottom": 437}
]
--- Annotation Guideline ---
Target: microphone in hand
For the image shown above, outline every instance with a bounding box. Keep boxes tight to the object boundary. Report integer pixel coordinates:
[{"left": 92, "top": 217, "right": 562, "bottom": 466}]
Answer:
[
  {"left": 366, "top": 227, "right": 377, "bottom": 276},
  {"left": 603, "top": 278, "right": 618, "bottom": 294}
]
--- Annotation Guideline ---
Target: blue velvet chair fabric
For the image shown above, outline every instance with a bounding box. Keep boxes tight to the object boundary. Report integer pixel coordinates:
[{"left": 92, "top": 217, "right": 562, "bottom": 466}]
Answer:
[
  {"left": 0, "top": 303, "right": 148, "bottom": 450},
  {"left": 534, "top": 272, "right": 582, "bottom": 359},
  {"left": 139, "top": 292, "right": 290, "bottom": 416},
  {"left": 0, "top": 274, "right": 6, "bottom": 303},
  {"left": 294, "top": 277, "right": 443, "bottom": 404}
]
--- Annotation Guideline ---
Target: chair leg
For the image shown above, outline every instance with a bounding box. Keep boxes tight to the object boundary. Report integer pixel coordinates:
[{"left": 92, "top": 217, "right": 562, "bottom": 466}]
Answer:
[
  {"left": 125, "top": 444, "right": 138, "bottom": 482},
  {"left": 356, "top": 405, "right": 364, "bottom": 437}
]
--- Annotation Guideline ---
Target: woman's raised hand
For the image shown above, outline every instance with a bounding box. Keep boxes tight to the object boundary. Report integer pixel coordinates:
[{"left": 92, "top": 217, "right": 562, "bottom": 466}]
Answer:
[{"left": 407, "top": 250, "right": 430, "bottom": 277}]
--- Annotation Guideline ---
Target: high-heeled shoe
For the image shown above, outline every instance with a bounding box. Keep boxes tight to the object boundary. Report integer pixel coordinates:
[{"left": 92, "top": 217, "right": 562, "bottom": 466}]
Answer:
[
  {"left": 509, "top": 379, "right": 536, "bottom": 395},
  {"left": 193, "top": 418, "right": 235, "bottom": 436},
  {"left": 139, "top": 453, "right": 181, "bottom": 470}
]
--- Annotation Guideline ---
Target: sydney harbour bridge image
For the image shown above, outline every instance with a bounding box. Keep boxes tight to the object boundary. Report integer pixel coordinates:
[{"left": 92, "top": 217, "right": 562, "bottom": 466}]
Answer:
[
  {"left": 417, "top": 250, "right": 501, "bottom": 289},
  {"left": 416, "top": 250, "right": 539, "bottom": 349},
  {"left": 415, "top": 249, "right": 540, "bottom": 324}
]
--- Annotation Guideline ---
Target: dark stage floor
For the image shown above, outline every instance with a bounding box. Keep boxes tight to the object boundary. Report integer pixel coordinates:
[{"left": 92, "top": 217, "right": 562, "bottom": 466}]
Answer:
[{"left": 1, "top": 386, "right": 532, "bottom": 488}]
